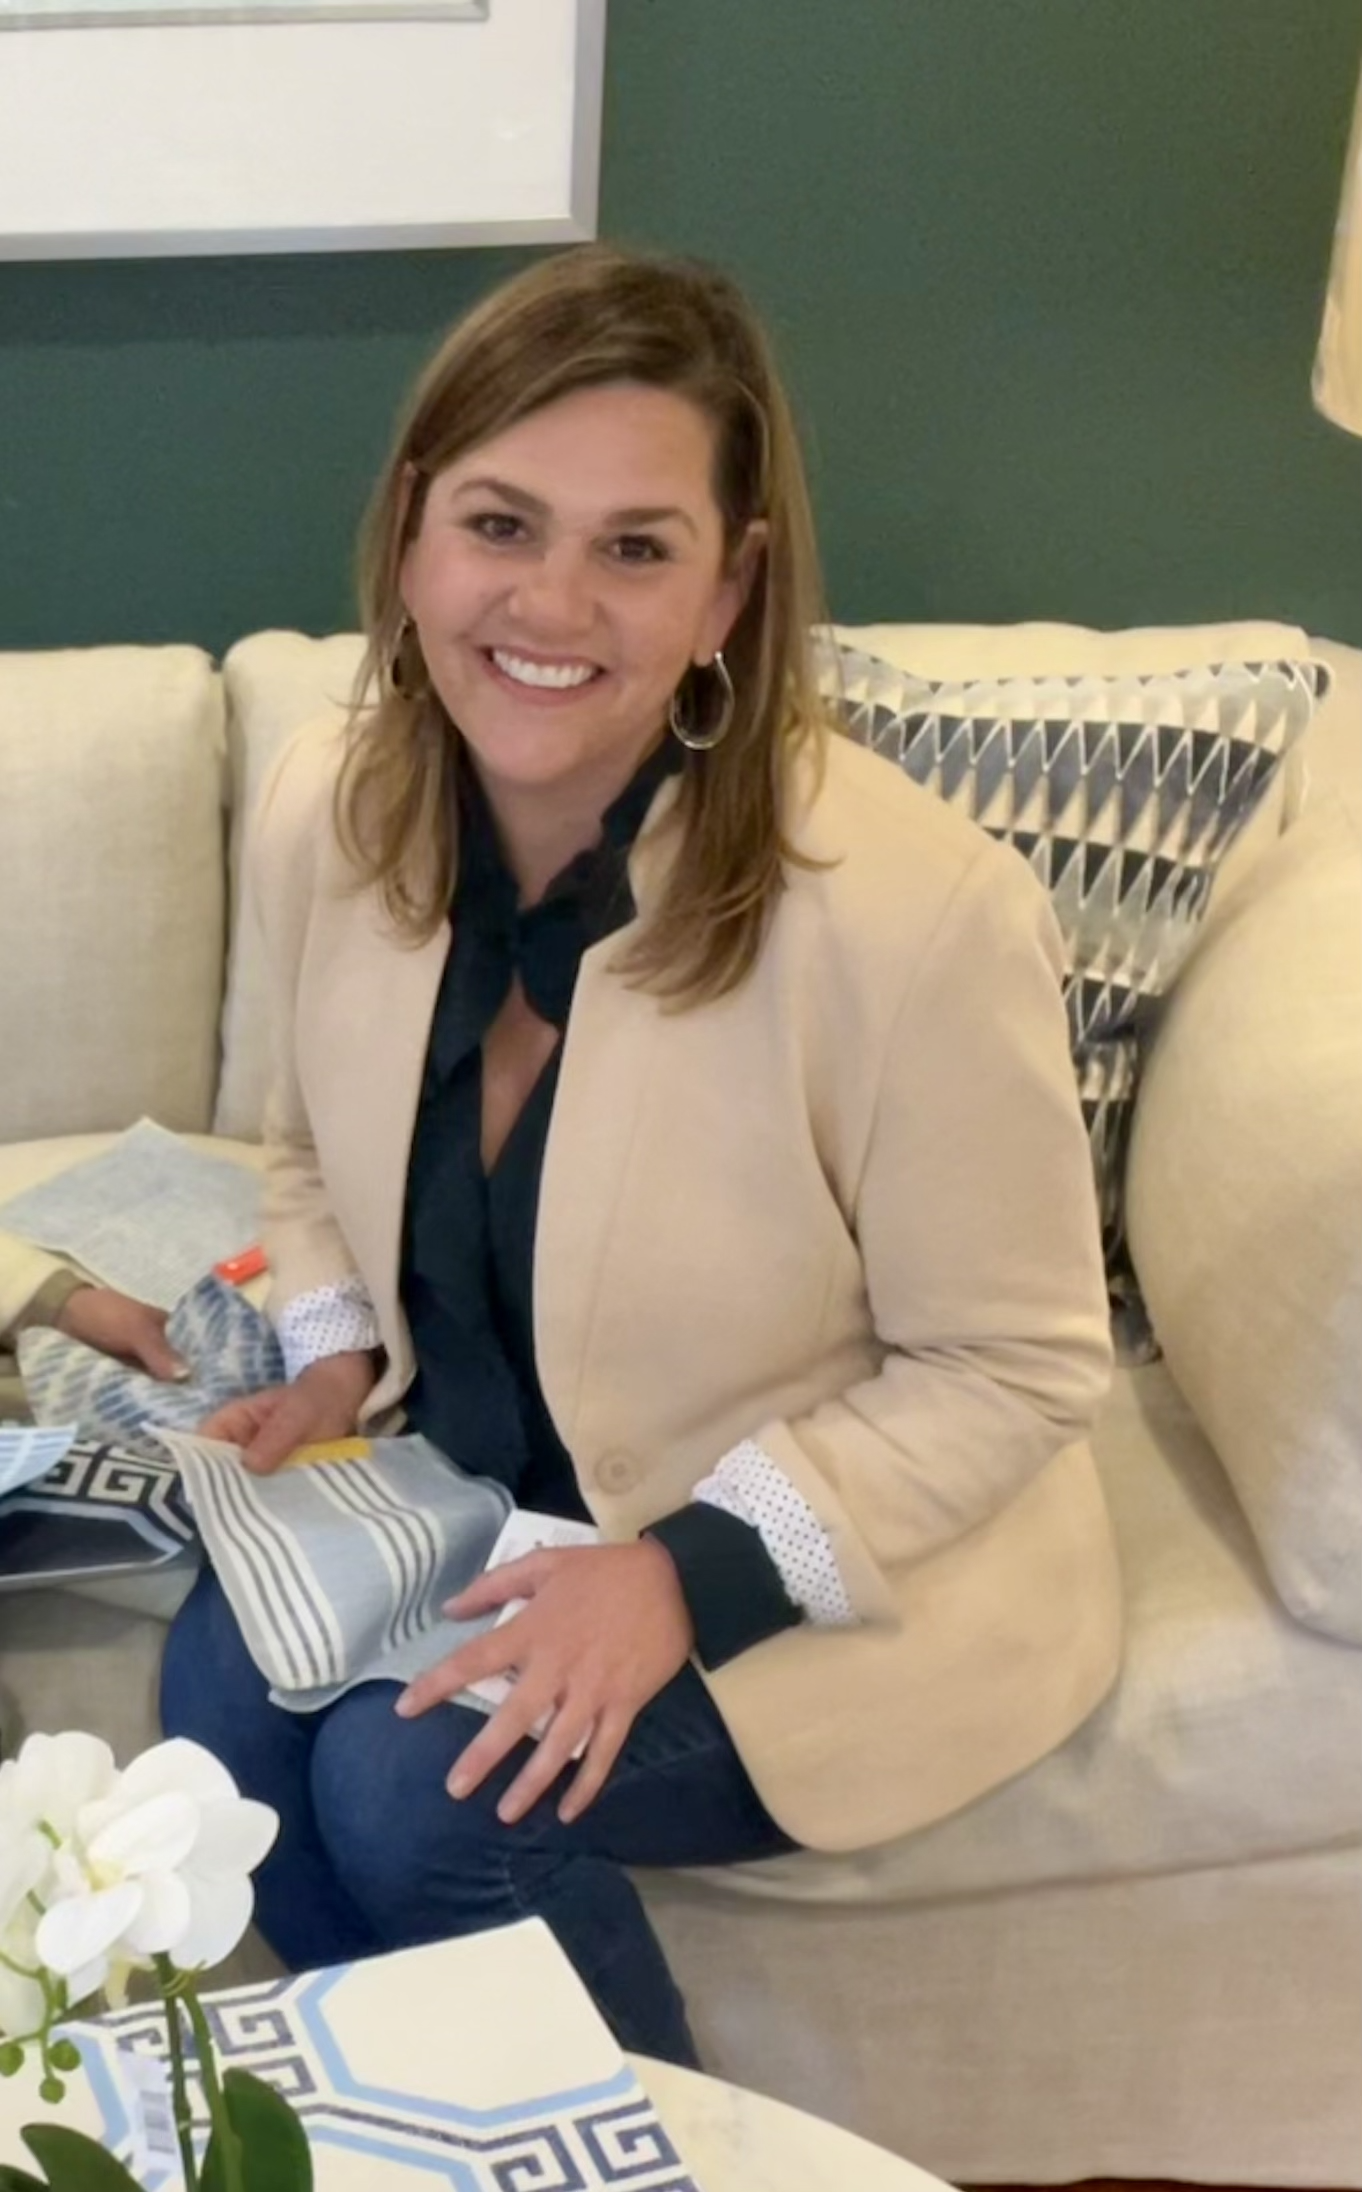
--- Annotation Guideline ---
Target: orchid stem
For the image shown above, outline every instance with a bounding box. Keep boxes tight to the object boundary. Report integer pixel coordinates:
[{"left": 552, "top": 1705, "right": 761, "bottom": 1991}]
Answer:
[
  {"left": 154, "top": 1958, "right": 199, "bottom": 2192},
  {"left": 181, "top": 1978, "right": 245, "bottom": 2192}
]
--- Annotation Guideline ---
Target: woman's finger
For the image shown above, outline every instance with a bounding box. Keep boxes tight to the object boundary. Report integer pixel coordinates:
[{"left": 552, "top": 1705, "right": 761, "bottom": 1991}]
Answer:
[
  {"left": 241, "top": 1400, "right": 315, "bottom": 1476},
  {"left": 445, "top": 1682, "right": 559, "bottom": 1801},
  {"left": 493, "top": 1707, "right": 597, "bottom": 1826},
  {"left": 556, "top": 1708, "right": 630, "bottom": 1825},
  {"left": 199, "top": 1397, "right": 268, "bottom": 1441},
  {"left": 443, "top": 1550, "right": 553, "bottom": 1619},
  {"left": 130, "top": 1312, "right": 191, "bottom": 1382}
]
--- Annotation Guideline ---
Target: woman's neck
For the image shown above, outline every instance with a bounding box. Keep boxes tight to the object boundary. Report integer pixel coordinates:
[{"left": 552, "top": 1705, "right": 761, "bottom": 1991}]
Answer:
[{"left": 470, "top": 734, "right": 667, "bottom": 905}]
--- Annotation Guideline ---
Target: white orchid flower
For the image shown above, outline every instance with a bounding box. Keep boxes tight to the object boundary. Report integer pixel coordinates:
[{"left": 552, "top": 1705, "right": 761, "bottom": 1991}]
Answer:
[
  {"left": 0, "top": 1731, "right": 116, "bottom": 1843},
  {"left": 0, "top": 1733, "right": 121, "bottom": 2029},
  {"left": 0, "top": 1830, "right": 53, "bottom": 2040},
  {"left": 26, "top": 1736, "right": 277, "bottom": 1991}
]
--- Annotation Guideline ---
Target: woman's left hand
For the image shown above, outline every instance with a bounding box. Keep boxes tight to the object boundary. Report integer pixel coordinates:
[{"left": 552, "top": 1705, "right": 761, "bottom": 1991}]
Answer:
[{"left": 395, "top": 1540, "right": 695, "bottom": 1827}]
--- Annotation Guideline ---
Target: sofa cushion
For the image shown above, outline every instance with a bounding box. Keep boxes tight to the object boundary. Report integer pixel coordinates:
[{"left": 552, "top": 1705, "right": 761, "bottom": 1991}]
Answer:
[
  {"left": 1127, "top": 791, "right": 1362, "bottom": 1643},
  {"left": 11, "top": 1356, "right": 1357, "bottom": 1904},
  {"left": 216, "top": 631, "right": 368, "bottom": 1140},
  {"left": 685, "top": 1361, "right": 1362, "bottom": 1904},
  {"left": 0, "top": 646, "right": 226, "bottom": 1142},
  {"left": 1300, "top": 634, "right": 1362, "bottom": 833},
  {"left": 825, "top": 621, "right": 1324, "bottom": 1285}
]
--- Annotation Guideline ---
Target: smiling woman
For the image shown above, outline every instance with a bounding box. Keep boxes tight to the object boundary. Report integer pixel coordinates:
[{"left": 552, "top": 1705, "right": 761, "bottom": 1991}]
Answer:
[
  {"left": 158, "top": 243, "right": 1121, "bottom": 2073},
  {"left": 394, "top": 384, "right": 758, "bottom": 894}
]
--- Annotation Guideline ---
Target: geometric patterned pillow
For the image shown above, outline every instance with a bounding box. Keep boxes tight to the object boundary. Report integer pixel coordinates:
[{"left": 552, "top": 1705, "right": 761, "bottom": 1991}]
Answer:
[
  {"left": 822, "top": 637, "right": 1329, "bottom": 1305},
  {"left": 0, "top": 1439, "right": 196, "bottom": 1590}
]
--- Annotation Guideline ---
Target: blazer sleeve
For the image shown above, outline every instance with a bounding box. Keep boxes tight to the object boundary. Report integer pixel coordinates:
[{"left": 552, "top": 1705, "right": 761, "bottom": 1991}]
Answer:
[
  {"left": 0, "top": 1234, "right": 84, "bottom": 1339},
  {"left": 747, "top": 837, "right": 1114, "bottom": 1624},
  {"left": 248, "top": 727, "right": 374, "bottom": 1322}
]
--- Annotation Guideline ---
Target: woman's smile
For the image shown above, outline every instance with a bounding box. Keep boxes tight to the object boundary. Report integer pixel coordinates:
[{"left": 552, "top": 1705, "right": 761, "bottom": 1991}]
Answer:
[{"left": 481, "top": 645, "right": 605, "bottom": 698}]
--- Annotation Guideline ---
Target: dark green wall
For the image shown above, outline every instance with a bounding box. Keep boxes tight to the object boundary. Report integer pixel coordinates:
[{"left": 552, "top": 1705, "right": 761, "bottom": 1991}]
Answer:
[{"left": 1, "top": 0, "right": 1359, "bottom": 656}]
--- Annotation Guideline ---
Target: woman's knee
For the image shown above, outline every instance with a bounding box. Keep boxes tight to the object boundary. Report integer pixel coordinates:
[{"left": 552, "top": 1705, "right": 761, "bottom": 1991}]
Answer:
[{"left": 308, "top": 1692, "right": 507, "bottom": 1927}]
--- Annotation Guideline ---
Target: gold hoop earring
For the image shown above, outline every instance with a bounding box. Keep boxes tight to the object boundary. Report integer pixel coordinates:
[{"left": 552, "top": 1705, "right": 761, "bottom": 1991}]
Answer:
[
  {"left": 390, "top": 616, "right": 428, "bottom": 701},
  {"left": 668, "top": 650, "right": 736, "bottom": 752}
]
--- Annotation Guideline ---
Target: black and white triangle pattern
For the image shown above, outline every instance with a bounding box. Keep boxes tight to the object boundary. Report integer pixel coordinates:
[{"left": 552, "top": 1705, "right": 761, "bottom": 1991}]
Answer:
[{"left": 824, "top": 640, "right": 1327, "bottom": 1285}]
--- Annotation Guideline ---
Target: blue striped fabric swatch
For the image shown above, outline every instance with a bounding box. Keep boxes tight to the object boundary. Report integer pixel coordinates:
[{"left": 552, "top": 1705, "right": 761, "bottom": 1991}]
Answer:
[{"left": 158, "top": 1429, "right": 513, "bottom": 1711}]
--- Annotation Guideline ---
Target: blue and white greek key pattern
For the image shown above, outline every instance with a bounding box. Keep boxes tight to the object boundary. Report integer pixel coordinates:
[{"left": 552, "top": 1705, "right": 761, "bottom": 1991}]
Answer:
[{"left": 81, "top": 1966, "right": 701, "bottom": 2190}]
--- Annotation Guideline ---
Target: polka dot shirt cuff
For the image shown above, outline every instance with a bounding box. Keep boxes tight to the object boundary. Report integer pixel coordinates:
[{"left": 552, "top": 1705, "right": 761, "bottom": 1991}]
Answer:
[
  {"left": 278, "top": 1279, "right": 381, "bottom": 1382},
  {"left": 692, "top": 1438, "right": 858, "bottom": 1627}
]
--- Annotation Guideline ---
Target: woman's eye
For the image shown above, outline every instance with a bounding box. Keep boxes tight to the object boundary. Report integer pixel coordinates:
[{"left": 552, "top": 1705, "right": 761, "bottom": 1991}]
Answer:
[
  {"left": 468, "top": 512, "right": 526, "bottom": 545},
  {"left": 610, "top": 534, "right": 669, "bottom": 565}
]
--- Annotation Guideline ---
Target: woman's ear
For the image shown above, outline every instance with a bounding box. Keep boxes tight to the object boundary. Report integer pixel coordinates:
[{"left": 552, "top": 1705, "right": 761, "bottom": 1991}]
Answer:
[{"left": 697, "top": 520, "right": 769, "bottom": 663}]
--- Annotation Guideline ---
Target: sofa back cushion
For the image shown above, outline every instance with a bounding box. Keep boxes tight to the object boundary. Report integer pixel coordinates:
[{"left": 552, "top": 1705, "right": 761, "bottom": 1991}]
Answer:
[
  {"left": 1127, "top": 788, "right": 1362, "bottom": 1643},
  {"left": 215, "top": 630, "right": 367, "bottom": 1140},
  {"left": 0, "top": 646, "right": 225, "bottom": 1141}
]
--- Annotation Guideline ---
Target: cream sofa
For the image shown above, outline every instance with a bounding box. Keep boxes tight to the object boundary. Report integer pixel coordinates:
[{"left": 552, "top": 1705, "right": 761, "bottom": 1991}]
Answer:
[{"left": 1, "top": 626, "right": 1359, "bottom": 2186}]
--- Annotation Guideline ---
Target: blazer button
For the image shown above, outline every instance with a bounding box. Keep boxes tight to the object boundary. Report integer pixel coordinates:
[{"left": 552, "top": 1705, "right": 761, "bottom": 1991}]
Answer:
[{"left": 595, "top": 1450, "right": 638, "bottom": 1494}]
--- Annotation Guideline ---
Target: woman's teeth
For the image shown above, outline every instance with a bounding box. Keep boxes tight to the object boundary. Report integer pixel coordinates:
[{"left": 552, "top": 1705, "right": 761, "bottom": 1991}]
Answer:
[{"left": 490, "top": 649, "right": 597, "bottom": 691}]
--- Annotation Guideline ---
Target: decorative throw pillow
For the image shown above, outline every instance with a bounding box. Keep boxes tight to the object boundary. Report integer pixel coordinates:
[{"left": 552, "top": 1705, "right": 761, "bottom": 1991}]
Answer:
[
  {"left": 0, "top": 1439, "right": 195, "bottom": 1590},
  {"left": 820, "top": 634, "right": 1329, "bottom": 1306}
]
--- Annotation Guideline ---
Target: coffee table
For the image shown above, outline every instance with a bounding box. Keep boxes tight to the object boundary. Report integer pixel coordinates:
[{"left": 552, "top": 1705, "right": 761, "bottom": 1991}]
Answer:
[
  {"left": 637, "top": 2055, "right": 954, "bottom": 2191},
  {"left": 1, "top": 1921, "right": 954, "bottom": 2190}
]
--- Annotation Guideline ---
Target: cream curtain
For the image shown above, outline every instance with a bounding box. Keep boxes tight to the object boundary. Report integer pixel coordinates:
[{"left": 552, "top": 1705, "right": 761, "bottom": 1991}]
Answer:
[{"left": 1315, "top": 62, "right": 1362, "bottom": 434}]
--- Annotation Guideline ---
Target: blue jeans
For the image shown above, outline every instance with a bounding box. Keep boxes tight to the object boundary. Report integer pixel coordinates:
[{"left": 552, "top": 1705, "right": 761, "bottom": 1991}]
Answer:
[{"left": 159, "top": 1567, "right": 796, "bottom": 2066}]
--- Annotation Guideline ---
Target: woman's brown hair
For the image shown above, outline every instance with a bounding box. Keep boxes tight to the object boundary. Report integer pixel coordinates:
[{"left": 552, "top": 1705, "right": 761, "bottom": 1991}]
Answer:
[{"left": 337, "top": 243, "right": 830, "bottom": 1004}]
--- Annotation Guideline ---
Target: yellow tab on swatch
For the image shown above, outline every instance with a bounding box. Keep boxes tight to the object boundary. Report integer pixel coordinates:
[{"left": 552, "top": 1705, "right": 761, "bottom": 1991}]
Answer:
[{"left": 281, "top": 1438, "right": 374, "bottom": 1468}]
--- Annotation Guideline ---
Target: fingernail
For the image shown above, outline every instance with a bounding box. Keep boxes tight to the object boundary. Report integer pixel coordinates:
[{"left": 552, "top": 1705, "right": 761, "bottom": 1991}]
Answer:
[
  {"left": 394, "top": 1690, "right": 416, "bottom": 1717},
  {"left": 169, "top": 1362, "right": 192, "bottom": 1383},
  {"left": 447, "top": 1771, "right": 470, "bottom": 1799}
]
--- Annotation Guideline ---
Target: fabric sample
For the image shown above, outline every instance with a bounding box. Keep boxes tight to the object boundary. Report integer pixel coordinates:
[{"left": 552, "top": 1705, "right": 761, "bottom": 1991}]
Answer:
[
  {"left": 160, "top": 1429, "right": 513, "bottom": 1711},
  {"left": 19, "top": 1272, "right": 283, "bottom": 1460},
  {"left": 0, "top": 1438, "right": 195, "bottom": 1588}
]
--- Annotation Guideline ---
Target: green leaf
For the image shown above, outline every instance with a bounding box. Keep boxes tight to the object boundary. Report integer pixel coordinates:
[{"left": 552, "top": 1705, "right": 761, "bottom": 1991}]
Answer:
[
  {"left": 20, "top": 2125, "right": 145, "bottom": 2191},
  {"left": 0, "top": 2164, "right": 47, "bottom": 2191},
  {"left": 201, "top": 2071, "right": 312, "bottom": 2192}
]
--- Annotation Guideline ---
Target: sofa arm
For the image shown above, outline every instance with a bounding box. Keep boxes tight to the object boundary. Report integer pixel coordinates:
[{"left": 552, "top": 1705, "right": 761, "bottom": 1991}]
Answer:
[{"left": 1126, "top": 795, "right": 1362, "bottom": 1643}]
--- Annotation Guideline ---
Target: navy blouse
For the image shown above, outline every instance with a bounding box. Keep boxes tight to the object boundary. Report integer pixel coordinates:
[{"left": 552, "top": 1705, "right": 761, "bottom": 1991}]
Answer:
[{"left": 399, "top": 741, "right": 804, "bottom": 1667}]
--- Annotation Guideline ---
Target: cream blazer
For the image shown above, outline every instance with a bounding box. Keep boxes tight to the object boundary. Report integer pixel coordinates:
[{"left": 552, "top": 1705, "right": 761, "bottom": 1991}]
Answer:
[{"left": 253, "top": 721, "right": 1122, "bottom": 1852}]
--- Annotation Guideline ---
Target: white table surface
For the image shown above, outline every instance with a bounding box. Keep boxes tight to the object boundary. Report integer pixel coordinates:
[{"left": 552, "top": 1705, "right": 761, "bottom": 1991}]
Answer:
[{"left": 634, "top": 2055, "right": 955, "bottom": 2192}]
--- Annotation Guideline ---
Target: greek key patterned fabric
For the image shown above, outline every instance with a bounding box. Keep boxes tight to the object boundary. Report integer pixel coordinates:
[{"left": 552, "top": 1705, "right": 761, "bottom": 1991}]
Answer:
[
  {"left": 17, "top": 1272, "right": 283, "bottom": 1460},
  {"left": 55, "top": 1926, "right": 701, "bottom": 2190},
  {"left": 0, "top": 1438, "right": 195, "bottom": 1589},
  {"left": 823, "top": 638, "right": 1328, "bottom": 1302}
]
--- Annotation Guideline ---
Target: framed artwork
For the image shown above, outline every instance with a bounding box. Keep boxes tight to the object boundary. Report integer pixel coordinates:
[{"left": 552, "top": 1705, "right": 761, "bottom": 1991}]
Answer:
[
  {"left": 0, "top": 0, "right": 487, "bottom": 25},
  {"left": 0, "top": 0, "right": 606, "bottom": 258}
]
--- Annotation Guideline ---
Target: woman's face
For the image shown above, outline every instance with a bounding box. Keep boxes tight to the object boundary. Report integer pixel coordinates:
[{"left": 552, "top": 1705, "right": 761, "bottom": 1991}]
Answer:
[{"left": 399, "top": 381, "right": 756, "bottom": 810}]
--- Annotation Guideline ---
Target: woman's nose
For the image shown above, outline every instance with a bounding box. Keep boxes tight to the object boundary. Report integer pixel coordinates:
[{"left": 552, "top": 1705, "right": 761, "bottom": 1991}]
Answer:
[{"left": 508, "top": 543, "right": 596, "bottom": 637}]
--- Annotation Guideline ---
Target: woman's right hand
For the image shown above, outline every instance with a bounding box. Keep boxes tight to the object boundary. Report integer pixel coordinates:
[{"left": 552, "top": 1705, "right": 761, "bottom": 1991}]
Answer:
[{"left": 200, "top": 1350, "right": 378, "bottom": 1476}]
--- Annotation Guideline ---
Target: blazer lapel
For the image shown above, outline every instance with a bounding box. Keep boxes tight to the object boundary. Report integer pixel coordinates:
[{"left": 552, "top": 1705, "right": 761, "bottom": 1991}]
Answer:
[
  {"left": 303, "top": 894, "right": 449, "bottom": 1388},
  {"left": 532, "top": 789, "right": 676, "bottom": 1454}
]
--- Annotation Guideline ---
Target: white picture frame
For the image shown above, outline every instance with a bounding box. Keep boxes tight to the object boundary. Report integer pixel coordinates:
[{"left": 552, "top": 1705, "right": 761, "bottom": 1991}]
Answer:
[{"left": 0, "top": 0, "right": 606, "bottom": 259}]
